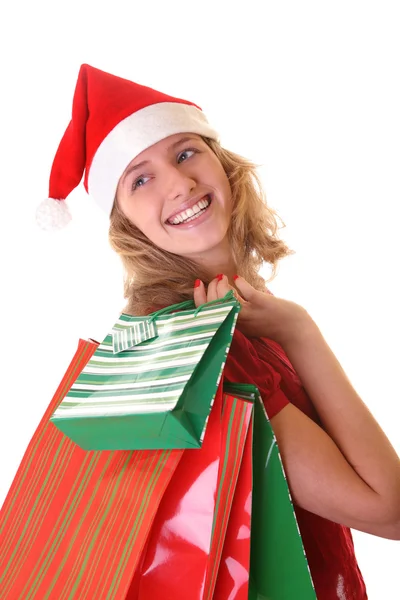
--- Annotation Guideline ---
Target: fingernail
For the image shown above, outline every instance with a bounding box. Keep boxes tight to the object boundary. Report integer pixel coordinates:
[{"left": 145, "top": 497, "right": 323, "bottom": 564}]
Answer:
[
  {"left": 216, "top": 273, "right": 224, "bottom": 281},
  {"left": 194, "top": 279, "right": 202, "bottom": 288},
  {"left": 233, "top": 275, "right": 239, "bottom": 281}
]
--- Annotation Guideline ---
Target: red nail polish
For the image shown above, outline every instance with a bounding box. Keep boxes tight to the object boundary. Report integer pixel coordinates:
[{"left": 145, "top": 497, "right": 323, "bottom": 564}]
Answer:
[
  {"left": 233, "top": 275, "right": 239, "bottom": 281},
  {"left": 194, "top": 279, "right": 201, "bottom": 288},
  {"left": 216, "top": 273, "right": 224, "bottom": 281}
]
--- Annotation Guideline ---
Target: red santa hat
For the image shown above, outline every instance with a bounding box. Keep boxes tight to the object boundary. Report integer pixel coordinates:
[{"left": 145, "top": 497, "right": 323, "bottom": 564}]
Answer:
[{"left": 36, "top": 64, "right": 219, "bottom": 230}]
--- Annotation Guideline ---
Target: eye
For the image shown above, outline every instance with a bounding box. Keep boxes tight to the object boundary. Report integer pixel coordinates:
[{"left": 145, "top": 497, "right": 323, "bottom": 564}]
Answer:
[
  {"left": 131, "top": 175, "right": 150, "bottom": 192},
  {"left": 177, "top": 148, "right": 199, "bottom": 164}
]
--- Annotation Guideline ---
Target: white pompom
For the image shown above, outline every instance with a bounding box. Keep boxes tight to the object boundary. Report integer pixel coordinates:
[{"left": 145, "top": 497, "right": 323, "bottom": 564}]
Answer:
[{"left": 35, "top": 198, "right": 72, "bottom": 231}]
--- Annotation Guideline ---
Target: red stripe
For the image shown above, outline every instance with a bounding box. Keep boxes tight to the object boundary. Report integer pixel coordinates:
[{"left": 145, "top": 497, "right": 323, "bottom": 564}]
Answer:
[
  {"left": 213, "top": 406, "right": 253, "bottom": 598},
  {"left": 204, "top": 395, "right": 252, "bottom": 597}
]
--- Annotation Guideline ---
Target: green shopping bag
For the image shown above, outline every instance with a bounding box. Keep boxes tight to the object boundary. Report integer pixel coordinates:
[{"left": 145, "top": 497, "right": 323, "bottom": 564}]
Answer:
[
  {"left": 50, "top": 291, "right": 241, "bottom": 451},
  {"left": 223, "top": 383, "right": 317, "bottom": 600}
]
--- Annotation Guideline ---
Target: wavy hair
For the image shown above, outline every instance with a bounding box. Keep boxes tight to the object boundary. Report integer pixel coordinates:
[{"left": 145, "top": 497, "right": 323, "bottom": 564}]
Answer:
[{"left": 108, "top": 136, "right": 295, "bottom": 315}]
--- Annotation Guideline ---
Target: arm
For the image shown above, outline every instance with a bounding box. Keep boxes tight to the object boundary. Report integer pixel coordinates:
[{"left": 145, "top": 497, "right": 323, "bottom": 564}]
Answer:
[
  {"left": 193, "top": 274, "right": 400, "bottom": 538},
  {"left": 271, "top": 313, "right": 400, "bottom": 540}
]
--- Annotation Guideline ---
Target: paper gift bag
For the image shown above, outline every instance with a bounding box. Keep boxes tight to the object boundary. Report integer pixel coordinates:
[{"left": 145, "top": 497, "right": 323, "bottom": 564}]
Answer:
[
  {"left": 0, "top": 339, "right": 185, "bottom": 600},
  {"left": 223, "top": 383, "right": 317, "bottom": 600},
  {"left": 50, "top": 291, "right": 241, "bottom": 451},
  {"left": 126, "top": 391, "right": 254, "bottom": 600}
]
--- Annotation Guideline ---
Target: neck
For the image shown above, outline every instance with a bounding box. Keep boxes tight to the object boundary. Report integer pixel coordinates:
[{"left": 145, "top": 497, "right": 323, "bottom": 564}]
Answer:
[{"left": 190, "top": 242, "right": 237, "bottom": 284}]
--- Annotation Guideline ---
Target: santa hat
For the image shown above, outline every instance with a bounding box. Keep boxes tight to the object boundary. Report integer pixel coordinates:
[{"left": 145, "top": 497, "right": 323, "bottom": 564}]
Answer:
[{"left": 36, "top": 64, "right": 219, "bottom": 230}]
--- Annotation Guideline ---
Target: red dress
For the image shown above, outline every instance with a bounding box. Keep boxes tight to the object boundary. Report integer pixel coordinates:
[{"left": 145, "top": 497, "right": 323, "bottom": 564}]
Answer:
[{"left": 224, "top": 329, "right": 368, "bottom": 600}]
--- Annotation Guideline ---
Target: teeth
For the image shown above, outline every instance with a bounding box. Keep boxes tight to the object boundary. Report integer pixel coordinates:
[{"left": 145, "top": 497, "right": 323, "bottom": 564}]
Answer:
[
  {"left": 185, "top": 207, "right": 194, "bottom": 218},
  {"left": 169, "top": 196, "right": 211, "bottom": 225}
]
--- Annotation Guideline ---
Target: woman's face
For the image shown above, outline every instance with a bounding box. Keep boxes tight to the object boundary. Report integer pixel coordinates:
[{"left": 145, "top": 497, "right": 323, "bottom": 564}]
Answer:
[{"left": 116, "top": 133, "right": 233, "bottom": 260}]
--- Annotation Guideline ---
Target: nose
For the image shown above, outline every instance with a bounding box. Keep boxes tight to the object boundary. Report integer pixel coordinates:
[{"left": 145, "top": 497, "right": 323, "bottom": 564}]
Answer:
[{"left": 164, "top": 163, "right": 196, "bottom": 200}]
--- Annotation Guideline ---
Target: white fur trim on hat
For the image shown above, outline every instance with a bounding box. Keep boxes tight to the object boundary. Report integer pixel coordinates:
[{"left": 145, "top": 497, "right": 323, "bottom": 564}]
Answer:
[
  {"left": 88, "top": 102, "right": 219, "bottom": 215},
  {"left": 35, "top": 198, "right": 72, "bottom": 231}
]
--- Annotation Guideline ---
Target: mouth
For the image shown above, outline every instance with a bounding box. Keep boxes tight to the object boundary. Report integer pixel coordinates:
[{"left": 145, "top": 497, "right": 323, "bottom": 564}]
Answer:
[{"left": 166, "top": 195, "right": 212, "bottom": 226}]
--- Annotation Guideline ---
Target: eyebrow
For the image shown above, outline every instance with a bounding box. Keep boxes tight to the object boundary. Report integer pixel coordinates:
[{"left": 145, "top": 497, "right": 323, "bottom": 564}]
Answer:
[{"left": 122, "top": 136, "right": 198, "bottom": 183}]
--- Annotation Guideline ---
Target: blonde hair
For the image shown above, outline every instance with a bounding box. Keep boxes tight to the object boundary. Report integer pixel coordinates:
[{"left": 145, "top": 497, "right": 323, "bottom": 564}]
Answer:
[{"left": 108, "top": 137, "right": 295, "bottom": 315}]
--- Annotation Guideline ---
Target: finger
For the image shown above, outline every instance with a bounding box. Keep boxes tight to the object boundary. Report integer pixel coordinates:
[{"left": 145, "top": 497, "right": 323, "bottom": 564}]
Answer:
[
  {"left": 206, "top": 276, "right": 219, "bottom": 302},
  {"left": 216, "top": 274, "right": 234, "bottom": 299},
  {"left": 193, "top": 279, "right": 207, "bottom": 307},
  {"left": 233, "top": 275, "right": 257, "bottom": 302},
  {"left": 231, "top": 288, "right": 246, "bottom": 305}
]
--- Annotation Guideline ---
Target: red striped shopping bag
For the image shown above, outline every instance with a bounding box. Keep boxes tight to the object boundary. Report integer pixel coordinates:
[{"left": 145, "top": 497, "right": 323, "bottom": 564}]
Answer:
[{"left": 0, "top": 340, "right": 184, "bottom": 599}]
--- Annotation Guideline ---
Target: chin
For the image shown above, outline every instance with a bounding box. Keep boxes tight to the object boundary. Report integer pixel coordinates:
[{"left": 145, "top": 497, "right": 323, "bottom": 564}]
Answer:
[{"left": 173, "top": 236, "right": 229, "bottom": 259}]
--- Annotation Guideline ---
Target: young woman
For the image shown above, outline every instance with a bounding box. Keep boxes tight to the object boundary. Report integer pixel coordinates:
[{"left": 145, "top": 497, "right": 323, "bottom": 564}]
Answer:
[{"left": 39, "top": 63, "right": 400, "bottom": 599}]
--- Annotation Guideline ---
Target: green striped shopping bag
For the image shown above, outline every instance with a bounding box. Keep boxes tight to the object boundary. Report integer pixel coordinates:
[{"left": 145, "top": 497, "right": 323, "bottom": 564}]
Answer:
[
  {"left": 50, "top": 291, "right": 241, "bottom": 450},
  {"left": 223, "top": 383, "right": 317, "bottom": 600}
]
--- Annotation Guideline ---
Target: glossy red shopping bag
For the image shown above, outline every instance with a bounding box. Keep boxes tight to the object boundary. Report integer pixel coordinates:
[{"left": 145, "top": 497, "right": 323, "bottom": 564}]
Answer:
[{"left": 127, "top": 393, "right": 254, "bottom": 600}]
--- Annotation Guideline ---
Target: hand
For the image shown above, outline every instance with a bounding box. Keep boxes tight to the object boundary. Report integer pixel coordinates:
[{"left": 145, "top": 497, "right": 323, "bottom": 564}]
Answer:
[{"left": 193, "top": 274, "right": 309, "bottom": 344}]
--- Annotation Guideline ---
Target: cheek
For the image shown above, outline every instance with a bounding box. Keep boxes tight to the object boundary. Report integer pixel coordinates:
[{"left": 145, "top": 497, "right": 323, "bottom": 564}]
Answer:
[
  {"left": 210, "top": 161, "right": 231, "bottom": 202},
  {"left": 119, "top": 189, "right": 162, "bottom": 231},
  {"left": 130, "top": 198, "right": 166, "bottom": 242}
]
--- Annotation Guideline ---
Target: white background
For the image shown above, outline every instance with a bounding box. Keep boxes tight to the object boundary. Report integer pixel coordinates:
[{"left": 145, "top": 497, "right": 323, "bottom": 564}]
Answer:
[{"left": 1, "top": 1, "right": 399, "bottom": 597}]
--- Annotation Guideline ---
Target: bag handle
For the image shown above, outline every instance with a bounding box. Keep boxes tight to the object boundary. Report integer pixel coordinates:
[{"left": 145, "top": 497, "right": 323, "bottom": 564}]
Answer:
[
  {"left": 112, "top": 290, "right": 239, "bottom": 354},
  {"left": 148, "top": 289, "right": 237, "bottom": 323}
]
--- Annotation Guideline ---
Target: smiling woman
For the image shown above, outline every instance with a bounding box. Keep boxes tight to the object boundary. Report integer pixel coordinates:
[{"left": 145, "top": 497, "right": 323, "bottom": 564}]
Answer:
[
  {"left": 109, "top": 133, "right": 292, "bottom": 315},
  {"left": 115, "top": 133, "right": 233, "bottom": 258},
  {"left": 22, "top": 63, "right": 400, "bottom": 599}
]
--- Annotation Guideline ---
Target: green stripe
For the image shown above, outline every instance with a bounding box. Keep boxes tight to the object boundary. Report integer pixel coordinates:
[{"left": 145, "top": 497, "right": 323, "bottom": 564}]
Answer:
[
  {"left": 106, "top": 345, "right": 207, "bottom": 361},
  {"left": 81, "top": 356, "right": 203, "bottom": 372},
  {"left": 33, "top": 452, "right": 118, "bottom": 600},
  {"left": 20, "top": 452, "right": 100, "bottom": 599},
  {"left": 72, "top": 453, "right": 138, "bottom": 599},
  {"left": 67, "top": 379, "right": 186, "bottom": 397},
  {"left": 0, "top": 437, "right": 70, "bottom": 592},
  {"left": 112, "top": 319, "right": 157, "bottom": 352},
  {"left": 116, "top": 303, "right": 235, "bottom": 326},
  {"left": 87, "top": 348, "right": 207, "bottom": 365},
  {"left": 55, "top": 397, "right": 181, "bottom": 413},
  {"left": 86, "top": 452, "right": 167, "bottom": 599},
  {"left": 0, "top": 425, "right": 59, "bottom": 562},
  {"left": 96, "top": 336, "right": 212, "bottom": 355},
  {"left": 73, "top": 366, "right": 193, "bottom": 384},
  {"left": 57, "top": 388, "right": 181, "bottom": 404},
  {"left": 68, "top": 451, "right": 167, "bottom": 599},
  {"left": 0, "top": 346, "right": 91, "bottom": 544},
  {"left": 104, "top": 320, "right": 224, "bottom": 345},
  {"left": 101, "top": 326, "right": 217, "bottom": 351}
]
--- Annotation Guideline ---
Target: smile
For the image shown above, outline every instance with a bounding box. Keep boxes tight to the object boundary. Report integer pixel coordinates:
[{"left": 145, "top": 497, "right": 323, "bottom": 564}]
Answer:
[{"left": 167, "top": 195, "right": 212, "bottom": 225}]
